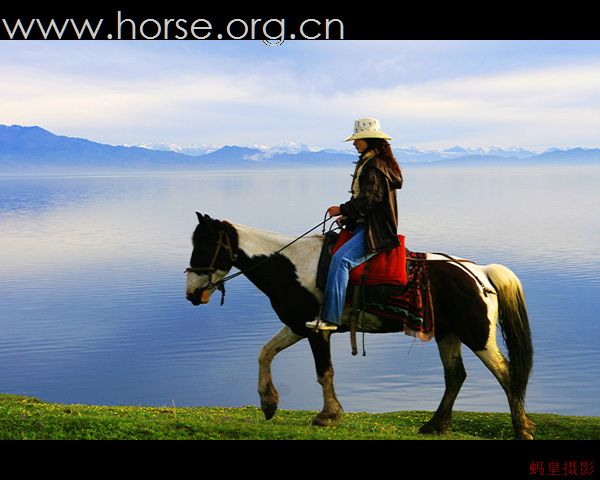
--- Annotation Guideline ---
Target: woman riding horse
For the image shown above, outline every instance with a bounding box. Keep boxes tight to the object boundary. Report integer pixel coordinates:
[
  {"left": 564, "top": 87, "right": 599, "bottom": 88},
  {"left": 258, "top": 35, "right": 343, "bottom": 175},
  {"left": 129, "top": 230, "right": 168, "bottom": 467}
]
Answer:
[
  {"left": 185, "top": 115, "right": 535, "bottom": 439},
  {"left": 306, "top": 117, "right": 404, "bottom": 331}
]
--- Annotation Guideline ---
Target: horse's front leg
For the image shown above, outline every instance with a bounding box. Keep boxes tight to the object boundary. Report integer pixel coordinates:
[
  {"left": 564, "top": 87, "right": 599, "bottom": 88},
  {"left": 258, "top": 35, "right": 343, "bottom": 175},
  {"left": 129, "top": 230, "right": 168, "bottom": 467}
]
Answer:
[
  {"left": 258, "top": 325, "right": 303, "bottom": 420},
  {"left": 308, "top": 331, "right": 343, "bottom": 426}
]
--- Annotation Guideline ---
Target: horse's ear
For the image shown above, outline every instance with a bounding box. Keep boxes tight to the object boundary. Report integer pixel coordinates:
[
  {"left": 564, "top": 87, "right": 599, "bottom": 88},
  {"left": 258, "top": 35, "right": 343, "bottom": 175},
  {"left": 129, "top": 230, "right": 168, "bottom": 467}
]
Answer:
[{"left": 197, "top": 212, "right": 216, "bottom": 231}]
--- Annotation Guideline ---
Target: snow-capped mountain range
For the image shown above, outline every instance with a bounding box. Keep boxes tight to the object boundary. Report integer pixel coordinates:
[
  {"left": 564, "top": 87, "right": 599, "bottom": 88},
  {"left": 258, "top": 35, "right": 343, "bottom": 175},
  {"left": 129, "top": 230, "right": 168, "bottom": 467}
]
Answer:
[
  {"left": 1, "top": 125, "right": 598, "bottom": 173},
  {"left": 138, "top": 141, "right": 539, "bottom": 163},
  {"left": 138, "top": 141, "right": 335, "bottom": 160}
]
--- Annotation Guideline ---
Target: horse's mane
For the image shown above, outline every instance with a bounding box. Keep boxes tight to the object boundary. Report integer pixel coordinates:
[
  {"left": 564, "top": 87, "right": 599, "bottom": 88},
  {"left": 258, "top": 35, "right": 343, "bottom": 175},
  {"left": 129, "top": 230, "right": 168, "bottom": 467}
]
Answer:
[
  {"left": 231, "top": 221, "right": 323, "bottom": 243},
  {"left": 231, "top": 221, "right": 323, "bottom": 259}
]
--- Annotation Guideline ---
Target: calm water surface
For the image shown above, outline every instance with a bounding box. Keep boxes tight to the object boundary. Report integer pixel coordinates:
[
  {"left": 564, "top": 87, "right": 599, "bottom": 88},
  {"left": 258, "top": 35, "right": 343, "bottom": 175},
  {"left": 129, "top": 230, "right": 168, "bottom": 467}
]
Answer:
[{"left": 0, "top": 166, "right": 599, "bottom": 415}]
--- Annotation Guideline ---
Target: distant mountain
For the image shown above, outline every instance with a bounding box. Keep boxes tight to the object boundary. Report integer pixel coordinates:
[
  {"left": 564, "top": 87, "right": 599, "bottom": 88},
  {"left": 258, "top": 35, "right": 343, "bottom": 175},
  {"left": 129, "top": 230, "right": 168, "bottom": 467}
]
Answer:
[
  {"left": 202, "top": 145, "right": 264, "bottom": 162},
  {"left": 418, "top": 148, "right": 600, "bottom": 166},
  {"left": 488, "top": 146, "right": 535, "bottom": 159},
  {"left": 139, "top": 142, "right": 539, "bottom": 164},
  {"left": 139, "top": 141, "right": 341, "bottom": 160},
  {"left": 0, "top": 124, "right": 598, "bottom": 173},
  {"left": 0, "top": 125, "right": 358, "bottom": 172},
  {"left": 528, "top": 147, "right": 600, "bottom": 164},
  {"left": 135, "top": 142, "right": 222, "bottom": 156},
  {"left": 390, "top": 146, "right": 538, "bottom": 164},
  {"left": 0, "top": 125, "right": 202, "bottom": 172}
]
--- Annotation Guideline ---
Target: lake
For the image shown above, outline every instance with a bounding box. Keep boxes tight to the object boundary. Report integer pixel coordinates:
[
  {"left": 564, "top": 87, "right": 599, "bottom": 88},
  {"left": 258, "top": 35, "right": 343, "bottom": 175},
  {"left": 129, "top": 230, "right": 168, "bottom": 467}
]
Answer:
[{"left": 0, "top": 165, "right": 599, "bottom": 416}]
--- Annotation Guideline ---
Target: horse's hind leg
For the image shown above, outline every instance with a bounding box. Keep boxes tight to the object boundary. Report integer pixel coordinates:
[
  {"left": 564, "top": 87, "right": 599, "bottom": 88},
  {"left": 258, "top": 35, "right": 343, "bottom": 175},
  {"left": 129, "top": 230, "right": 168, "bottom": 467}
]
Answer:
[
  {"left": 307, "top": 331, "right": 342, "bottom": 426},
  {"left": 258, "top": 326, "right": 303, "bottom": 420},
  {"left": 474, "top": 343, "right": 535, "bottom": 440},
  {"left": 419, "top": 332, "right": 466, "bottom": 435}
]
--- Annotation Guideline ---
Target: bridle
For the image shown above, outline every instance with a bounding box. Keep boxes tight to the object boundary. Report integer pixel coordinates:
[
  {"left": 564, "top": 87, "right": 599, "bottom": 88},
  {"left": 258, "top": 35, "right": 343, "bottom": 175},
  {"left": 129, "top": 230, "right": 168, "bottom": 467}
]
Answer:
[{"left": 185, "top": 230, "right": 236, "bottom": 305}]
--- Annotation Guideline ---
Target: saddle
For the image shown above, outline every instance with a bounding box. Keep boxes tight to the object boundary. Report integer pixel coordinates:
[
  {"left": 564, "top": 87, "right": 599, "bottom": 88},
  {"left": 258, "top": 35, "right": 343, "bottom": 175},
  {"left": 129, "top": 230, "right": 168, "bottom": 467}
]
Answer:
[{"left": 317, "top": 228, "right": 435, "bottom": 353}]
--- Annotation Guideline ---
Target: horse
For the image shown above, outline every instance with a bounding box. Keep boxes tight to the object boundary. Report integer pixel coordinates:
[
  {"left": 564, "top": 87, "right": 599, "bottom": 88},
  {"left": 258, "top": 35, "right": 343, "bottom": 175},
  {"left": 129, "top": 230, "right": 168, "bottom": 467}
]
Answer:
[{"left": 185, "top": 212, "right": 535, "bottom": 440}]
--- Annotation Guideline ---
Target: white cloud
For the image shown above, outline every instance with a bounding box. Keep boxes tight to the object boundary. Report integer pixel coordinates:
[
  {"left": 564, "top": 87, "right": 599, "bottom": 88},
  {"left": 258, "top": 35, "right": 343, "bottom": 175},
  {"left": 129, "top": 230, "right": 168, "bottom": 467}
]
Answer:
[
  {"left": 305, "top": 62, "right": 600, "bottom": 148},
  {"left": 0, "top": 42, "right": 599, "bottom": 150}
]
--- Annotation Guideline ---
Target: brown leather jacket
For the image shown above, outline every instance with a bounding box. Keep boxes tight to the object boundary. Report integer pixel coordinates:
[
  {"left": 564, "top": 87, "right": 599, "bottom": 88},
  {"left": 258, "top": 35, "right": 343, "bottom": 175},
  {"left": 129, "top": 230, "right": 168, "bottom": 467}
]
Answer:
[{"left": 339, "top": 151, "right": 403, "bottom": 254}]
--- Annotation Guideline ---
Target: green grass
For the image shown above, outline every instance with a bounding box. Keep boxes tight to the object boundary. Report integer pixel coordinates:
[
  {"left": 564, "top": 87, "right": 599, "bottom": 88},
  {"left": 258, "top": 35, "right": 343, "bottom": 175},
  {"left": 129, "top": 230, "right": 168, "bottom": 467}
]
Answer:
[{"left": 1, "top": 394, "right": 599, "bottom": 440}]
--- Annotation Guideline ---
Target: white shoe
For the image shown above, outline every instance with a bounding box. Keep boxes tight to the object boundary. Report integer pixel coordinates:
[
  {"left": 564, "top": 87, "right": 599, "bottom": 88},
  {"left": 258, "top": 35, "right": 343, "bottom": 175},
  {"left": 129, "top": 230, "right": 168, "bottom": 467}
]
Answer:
[{"left": 305, "top": 318, "right": 338, "bottom": 331}]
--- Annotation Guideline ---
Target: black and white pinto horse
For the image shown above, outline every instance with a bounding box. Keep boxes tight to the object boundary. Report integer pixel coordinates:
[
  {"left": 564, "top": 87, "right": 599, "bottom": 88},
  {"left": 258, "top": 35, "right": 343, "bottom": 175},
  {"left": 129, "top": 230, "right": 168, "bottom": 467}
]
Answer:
[{"left": 185, "top": 213, "right": 535, "bottom": 440}]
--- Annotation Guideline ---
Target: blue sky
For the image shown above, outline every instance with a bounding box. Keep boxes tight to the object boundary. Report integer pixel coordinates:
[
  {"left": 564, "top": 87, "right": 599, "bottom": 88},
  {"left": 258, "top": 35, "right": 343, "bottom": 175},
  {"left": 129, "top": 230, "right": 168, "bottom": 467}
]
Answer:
[{"left": 1, "top": 40, "right": 599, "bottom": 151}]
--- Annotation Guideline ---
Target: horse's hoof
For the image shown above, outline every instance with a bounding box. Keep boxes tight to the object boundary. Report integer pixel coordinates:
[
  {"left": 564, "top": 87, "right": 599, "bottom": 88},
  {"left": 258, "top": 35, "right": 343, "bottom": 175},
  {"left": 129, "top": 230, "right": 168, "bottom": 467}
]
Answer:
[
  {"left": 311, "top": 411, "right": 341, "bottom": 427},
  {"left": 517, "top": 431, "right": 534, "bottom": 440},
  {"left": 514, "top": 416, "right": 535, "bottom": 439},
  {"left": 419, "top": 420, "right": 448, "bottom": 435},
  {"left": 260, "top": 400, "right": 278, "bottom": 420},
  {"left": 525, "top": 417, "right": 536, "bottom": 436}
]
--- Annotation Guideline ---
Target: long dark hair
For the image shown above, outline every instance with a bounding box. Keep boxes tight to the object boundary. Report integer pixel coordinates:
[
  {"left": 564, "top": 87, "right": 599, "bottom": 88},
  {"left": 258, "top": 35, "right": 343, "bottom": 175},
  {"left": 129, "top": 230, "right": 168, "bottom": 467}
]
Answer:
[{"left": 364, "top": 138, "right": 403, "bottom": 179}]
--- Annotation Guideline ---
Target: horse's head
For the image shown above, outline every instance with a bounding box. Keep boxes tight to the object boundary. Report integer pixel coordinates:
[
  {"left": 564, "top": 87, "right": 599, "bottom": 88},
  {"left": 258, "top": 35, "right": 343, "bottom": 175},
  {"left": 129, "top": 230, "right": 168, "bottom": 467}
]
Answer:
[{"left": 185, "top": 212, "right": 238, "bottom": 306}]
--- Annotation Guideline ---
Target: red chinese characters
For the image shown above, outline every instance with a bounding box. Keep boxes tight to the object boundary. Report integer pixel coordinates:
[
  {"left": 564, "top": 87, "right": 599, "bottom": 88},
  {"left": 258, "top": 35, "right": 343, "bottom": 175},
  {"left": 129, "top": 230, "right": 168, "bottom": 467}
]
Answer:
[{"left": 529, "top": 460, "right": 595, "bottom": 477}]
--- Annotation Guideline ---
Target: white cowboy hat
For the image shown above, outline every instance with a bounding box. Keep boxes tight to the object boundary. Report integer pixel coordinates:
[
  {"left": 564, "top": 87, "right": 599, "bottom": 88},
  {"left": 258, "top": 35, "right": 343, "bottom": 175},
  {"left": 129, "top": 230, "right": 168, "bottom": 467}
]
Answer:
[{"left": 343, "top": 117, "right": 392, "bottom": 142}]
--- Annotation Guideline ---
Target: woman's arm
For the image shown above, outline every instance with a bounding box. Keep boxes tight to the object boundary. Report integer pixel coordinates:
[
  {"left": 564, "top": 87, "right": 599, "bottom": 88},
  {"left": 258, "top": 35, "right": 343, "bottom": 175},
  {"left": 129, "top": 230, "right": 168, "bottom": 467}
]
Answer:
[{"left": 339, "top": 167, "right": 386, "bottom": 221}]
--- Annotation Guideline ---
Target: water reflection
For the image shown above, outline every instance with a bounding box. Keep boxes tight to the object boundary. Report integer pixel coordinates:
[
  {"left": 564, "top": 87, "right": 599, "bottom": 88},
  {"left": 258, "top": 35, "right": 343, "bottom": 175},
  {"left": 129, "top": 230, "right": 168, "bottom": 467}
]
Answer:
[{"left": 0, "top": 166, "right": 598, "bottom": 415}]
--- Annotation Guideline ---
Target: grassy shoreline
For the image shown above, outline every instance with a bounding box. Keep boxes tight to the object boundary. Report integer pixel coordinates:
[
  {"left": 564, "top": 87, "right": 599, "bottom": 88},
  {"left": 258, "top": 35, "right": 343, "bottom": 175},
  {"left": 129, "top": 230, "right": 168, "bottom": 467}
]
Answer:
[{"left": 1, "top": 394, "right": 599, "bottom": 440}]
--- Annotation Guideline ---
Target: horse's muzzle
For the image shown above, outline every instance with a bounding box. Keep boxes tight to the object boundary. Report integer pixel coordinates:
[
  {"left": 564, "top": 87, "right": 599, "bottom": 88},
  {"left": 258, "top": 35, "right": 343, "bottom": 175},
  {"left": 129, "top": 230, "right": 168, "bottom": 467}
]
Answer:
[{"left": 186, "top": 289, "right": 211, "bottom": 306}]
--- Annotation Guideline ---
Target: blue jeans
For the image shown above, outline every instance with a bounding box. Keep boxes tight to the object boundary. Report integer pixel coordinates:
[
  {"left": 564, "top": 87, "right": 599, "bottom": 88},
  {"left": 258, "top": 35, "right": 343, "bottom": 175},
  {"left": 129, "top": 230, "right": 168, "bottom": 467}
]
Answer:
[{"left": 320, "top": 225, "right": 377, "bottom": 325}]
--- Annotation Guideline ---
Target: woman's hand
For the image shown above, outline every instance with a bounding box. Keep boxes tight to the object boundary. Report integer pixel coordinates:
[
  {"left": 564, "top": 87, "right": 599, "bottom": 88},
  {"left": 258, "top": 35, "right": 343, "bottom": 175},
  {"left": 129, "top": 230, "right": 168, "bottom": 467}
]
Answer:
[
  {"left": 327, "top": 205, "right": 341, "bottom": 218},
  {"left": 327, "top": 205, "right": 346, "bottom": 225}
]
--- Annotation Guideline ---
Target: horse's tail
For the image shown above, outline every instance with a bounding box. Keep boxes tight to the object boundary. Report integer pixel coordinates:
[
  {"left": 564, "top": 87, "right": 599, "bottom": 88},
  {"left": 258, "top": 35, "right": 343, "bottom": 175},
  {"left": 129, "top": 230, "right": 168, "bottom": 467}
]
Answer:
[{"left": 484, "top": 264, "right": 533, "bottom": 403}]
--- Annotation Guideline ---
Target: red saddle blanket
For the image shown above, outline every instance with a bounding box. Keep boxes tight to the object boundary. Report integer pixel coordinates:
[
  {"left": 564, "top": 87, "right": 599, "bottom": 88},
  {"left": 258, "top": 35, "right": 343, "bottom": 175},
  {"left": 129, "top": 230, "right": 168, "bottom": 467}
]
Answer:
[
  {"left": 332, "top": 230, "right": 434, "bottom": 341},
  {"left": 332, "top": 228, "right": 407, "bottom": 286}
]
